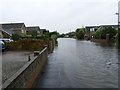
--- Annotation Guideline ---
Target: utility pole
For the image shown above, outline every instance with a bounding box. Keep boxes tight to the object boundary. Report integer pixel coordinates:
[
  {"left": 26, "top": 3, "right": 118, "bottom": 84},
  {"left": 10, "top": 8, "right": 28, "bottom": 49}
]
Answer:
[{"left": 116, "top": 13, "right": 119, "bottom": 30}]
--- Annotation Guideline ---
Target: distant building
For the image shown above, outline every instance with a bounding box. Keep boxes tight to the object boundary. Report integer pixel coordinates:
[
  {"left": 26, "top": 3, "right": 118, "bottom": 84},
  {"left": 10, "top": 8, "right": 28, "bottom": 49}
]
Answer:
[
  {"left": 85, "top": 25, "right": 118, "bottom": 36},
  {"left": 67, "top": 32, "right": 76, "bottom": 35},
  {"left": 40, "top": 29, "right": 46, "bottom": 34},
  {"left": 98, "top": 25, "right": 118, "bottom": 30},
  {"left": 26, "top": 26, "right": 41, "bottom": 35},
  {"left": 0, "top": 23, "right": 27, "bottom": 37}
]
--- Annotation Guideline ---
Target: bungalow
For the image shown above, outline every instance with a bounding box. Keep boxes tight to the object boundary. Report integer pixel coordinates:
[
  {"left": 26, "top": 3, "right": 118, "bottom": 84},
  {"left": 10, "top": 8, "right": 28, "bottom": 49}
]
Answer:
[
  {"left": 26, "top": 26, "right": 41, "bottom": 35},
  {"left": 0, "top": 23, "right": 27, "bottom": 37}
]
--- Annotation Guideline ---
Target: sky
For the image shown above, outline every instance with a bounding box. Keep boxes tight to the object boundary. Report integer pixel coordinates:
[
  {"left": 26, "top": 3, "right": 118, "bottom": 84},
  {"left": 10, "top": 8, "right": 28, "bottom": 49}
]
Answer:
[{"left": 0, "top": 0, "right": 119, "bottom": 33}]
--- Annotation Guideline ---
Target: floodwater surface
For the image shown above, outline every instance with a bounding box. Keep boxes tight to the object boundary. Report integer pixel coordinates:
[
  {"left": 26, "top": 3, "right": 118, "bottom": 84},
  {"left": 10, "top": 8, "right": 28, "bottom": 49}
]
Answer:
[{"left": 35, "top": 38, "right": 118, "bottom": 88}]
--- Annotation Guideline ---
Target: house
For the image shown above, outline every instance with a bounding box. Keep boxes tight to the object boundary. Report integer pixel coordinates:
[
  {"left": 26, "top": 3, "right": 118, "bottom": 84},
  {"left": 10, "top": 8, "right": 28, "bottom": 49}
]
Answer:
[
  {"left": 0, "top": 29, "right": 11, "bottom": 38},
  {"left": 85, "top": 25, "right": 118, "bottom": 36},
  {"left": 98, "top": 25, "right": 118, "bottom": 30},
  {"left": 0, "top": 23, "right": 27, "bottom": 37},
  {"left": 40, "top": 29, "right": 46, "bottom": 34},
  {"left": 85, "top": 26, "right": 99, "bottom": 36},
  {"left": 26, "top": 26, "right": 41, "bottom": 35}
]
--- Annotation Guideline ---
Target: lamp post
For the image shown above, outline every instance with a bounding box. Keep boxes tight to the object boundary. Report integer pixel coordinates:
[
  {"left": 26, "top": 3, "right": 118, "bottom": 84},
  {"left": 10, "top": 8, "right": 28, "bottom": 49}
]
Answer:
[{"left": 115, "top": 13, "right": 119, "bottom": 30}]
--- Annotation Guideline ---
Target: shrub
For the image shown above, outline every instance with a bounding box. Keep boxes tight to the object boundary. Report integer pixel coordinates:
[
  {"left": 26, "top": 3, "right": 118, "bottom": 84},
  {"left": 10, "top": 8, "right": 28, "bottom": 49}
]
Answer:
[
  {"left": 76, "top": 28, "right": 85, "bottom": 39},
  {"left": 94, "top": 26, "right": 117, "bottom": 39},
  {"left": 105, "top": 26, "right": 116, "bottom": 39},
  {"left": 31, "top": 31, "right": 37, "bottom": 38},
  {"left": 94, "top": 29, "right": 102, "bottom": 39},
  {"left": 11, "top": 34, "right": 22, "bottom": 41},
  {"left": 51, "top": 34, "right": 57, "bottom": 40}
]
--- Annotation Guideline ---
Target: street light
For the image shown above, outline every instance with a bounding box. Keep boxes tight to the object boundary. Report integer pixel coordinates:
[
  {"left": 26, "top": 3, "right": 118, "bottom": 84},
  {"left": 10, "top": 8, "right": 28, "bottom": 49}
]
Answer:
[{"left": 115, "top": 12, "right": 119, "bottom": 30}]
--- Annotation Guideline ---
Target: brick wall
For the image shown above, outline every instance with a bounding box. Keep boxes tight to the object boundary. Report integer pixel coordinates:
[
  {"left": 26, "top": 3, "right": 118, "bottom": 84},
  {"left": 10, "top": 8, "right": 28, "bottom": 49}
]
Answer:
[
  {"left": 91, "top": 34, "right": 110, "bottom": 43},
  {"left": 5, "top": 40, "right": 56, "bottom": 53}
]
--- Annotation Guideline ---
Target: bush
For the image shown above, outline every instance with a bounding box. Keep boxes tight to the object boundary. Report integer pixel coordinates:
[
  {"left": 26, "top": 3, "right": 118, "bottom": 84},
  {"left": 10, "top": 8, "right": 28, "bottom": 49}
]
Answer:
[
  {"left": 105, "top": 26, "right": 116, "bottom": 39},
  {"left": 94, "top": 26, "right": 117, "bottom": 39},
  {"left": 21, "top": 35, "right": 32, "bottom": 39},
  {"left": 76, "top": 28, "right": 85, "bottom": 39},
  {"left": 94, "top": 30, "right": 102, "bottom": 39},
  {"left": 51, "top": 34, "right": 57, "bottom": 40},
  {"left": 36, "top": 35, "right": 50, "bottom": 40},
  {"left": 11, "top": 34, "right": 22, "bottom": 41},
  {"left": 31, "top": 31, "right": 37, "bottom": 38}
]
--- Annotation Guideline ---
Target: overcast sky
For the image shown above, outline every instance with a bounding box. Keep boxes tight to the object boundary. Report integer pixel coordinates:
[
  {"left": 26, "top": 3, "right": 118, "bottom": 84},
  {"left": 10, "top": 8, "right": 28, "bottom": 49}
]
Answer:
[{"left": 0, "top": 0, "right": 119, "bottom": 33}]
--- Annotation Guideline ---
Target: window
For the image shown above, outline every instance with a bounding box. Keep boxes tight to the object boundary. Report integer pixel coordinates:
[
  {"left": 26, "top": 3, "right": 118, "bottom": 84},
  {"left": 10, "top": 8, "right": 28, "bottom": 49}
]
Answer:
[{"left": 21, "top": 30, "right": 24, "bottom": 33}]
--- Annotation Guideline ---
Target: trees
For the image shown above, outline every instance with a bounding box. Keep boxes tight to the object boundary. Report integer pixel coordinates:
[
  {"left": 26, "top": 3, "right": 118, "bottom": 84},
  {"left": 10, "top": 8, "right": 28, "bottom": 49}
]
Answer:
[
  {"left": 49, "top": 31, "right": 59, "bottom": 40},
  {"left": 94, "top": 26, "right": 117, "bottom": 39},
  {"left": 76, "top": 28, "right": 85, "bottom": 39}
]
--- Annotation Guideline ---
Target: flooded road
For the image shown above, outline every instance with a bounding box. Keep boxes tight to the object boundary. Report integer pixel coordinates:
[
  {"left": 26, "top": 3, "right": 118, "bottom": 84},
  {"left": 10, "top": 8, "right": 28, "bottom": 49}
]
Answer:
[
  {"left": 1, "top": 51, "right": 34, "bottom": 84},
  {"left": 35, "top": 38, "right": 118, "bottom": 88}
]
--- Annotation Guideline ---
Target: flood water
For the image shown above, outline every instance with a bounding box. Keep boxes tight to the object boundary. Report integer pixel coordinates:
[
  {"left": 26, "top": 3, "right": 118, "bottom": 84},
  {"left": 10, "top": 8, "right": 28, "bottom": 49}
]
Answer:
[{"left": 35, "top": 38, "right": 119, "bottom": 88}]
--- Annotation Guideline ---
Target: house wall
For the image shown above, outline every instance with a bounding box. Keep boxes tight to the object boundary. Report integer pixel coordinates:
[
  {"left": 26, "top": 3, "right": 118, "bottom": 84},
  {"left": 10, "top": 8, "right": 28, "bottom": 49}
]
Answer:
[
  {"left": 0, "top": 30, "right": 3, "bottom": 38},
  {"left": 26, "top": 30, "right": 36, "bottom": 35},
  {"left": 13, "top": 26, "right": 27, "bottom": 36},
  {"left": 21, "top": 26, "right": 27, "bottom": 35},
  {"left": 13, "top": 30, "right": 21, "bottom": 35}
]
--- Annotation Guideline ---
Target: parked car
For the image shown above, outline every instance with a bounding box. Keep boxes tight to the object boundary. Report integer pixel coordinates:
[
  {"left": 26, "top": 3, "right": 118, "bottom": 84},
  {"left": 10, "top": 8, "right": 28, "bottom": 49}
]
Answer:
[
  {"left": 0, "top": 38, "right": 13, "bottom": 42},
  {"left": 0, "top": 41, "right": 6, "bottom": 52}
]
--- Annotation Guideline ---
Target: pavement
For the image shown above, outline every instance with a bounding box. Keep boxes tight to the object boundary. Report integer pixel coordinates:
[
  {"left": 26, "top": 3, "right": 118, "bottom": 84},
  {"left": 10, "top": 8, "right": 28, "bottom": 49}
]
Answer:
[{"left": 1, "top": 51, "right": 34, "bottom": 85}]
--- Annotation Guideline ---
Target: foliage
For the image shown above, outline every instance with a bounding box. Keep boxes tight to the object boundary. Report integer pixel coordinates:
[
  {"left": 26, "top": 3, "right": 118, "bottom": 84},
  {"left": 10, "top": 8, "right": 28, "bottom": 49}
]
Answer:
[
  {"left": 50, "top": 31, "right": 59, "bottom": 36},
  {"left": 21, "top": 35, "right": 32, "bottom": 39},
  {"left": 11, "top": 34, "right": 21, "bottom": 41},
  {"left": 51, "top": 34, "right": 57, "bottom": 40},
  {"left": 94, "top": 26, "right": 117, "bottom": 39},
  {"left": 6, "top": 40, "right": 51, "bottom": 51},
  {"left": 36, "top": 35, "right": 50, "bottom": 40},
  {"left": 43, "top": 30, "right": 49, "bottom": 35},
  {"left": 76, "top": 28, "right": 85, "bottom": 39},
  {"left": 118, "top": 29, "right": 120, "bottom": 41},
  {"left": 59, "top": 34, "right": 65, "bottom": 38},
  {"left": 94, "top": 30, "right": 102, "bottom": 39},
  {"left": 31, "top": 31, "right": 37, "bottom": 38},
  {"left": 106, "top": 26, "right": 117, "bottom": 39}
]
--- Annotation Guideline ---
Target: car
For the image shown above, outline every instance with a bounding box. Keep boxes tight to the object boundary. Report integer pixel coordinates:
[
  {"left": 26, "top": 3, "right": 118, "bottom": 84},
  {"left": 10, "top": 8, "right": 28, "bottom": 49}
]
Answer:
[
  {"left": 0, "top": 38, "right": 13, "bottom": 42},
  {"left": 0, "top": 41, "right": 6, "bottom": 52}
]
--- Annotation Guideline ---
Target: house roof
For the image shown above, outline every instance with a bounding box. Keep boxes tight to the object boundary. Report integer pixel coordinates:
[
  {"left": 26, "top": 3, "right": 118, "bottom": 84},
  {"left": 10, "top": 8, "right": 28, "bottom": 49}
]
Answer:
[
  {"left": 26, "top": 26, "right": 40, "bottom": 31},
  {"left": 85, "top": 25, "right": 118, "bottom": 31},
  {"left": 40, "top": 29, "right": 46, "bottom": 31},
  {"left": 1, "top": 23, "right": 25, "bottom": 29},
  {"left": 85, "top": 26, "right": 99, "bottom": 29},
  {"left": 0, "top": 29, "right": 12, "bottom": 36},
  {"left": 100, "top": 25, "right": 118, "bottom": 28},
  {"left": 0, "top": 23, "right": 25, "bottom": 34}
]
